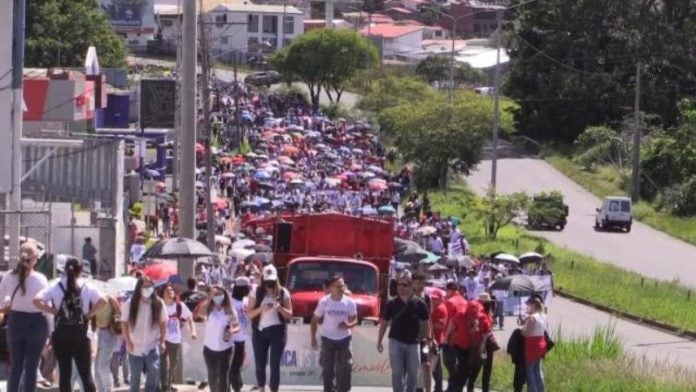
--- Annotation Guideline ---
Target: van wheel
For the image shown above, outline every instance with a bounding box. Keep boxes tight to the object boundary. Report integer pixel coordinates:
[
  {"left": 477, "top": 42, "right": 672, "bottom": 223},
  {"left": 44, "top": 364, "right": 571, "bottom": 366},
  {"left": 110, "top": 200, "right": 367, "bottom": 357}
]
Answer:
[
  {"left": 594, "top": 220, "right": 601, "bottom": 230},
  {"left": 558, "top": 224, "right": 565, "bottom": 231},
  {"left": 626, "top": 225, "right": 631, "bottom": 233}
]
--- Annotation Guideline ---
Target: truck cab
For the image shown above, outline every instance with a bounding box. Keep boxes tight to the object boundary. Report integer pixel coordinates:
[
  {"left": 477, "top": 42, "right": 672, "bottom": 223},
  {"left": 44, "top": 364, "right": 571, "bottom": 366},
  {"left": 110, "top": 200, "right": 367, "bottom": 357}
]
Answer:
[
  {"left": 595, "top": 196, "right": 633, "bottom": 232},
  {"left": 286, "top": 257, "right": 381, "bottom": 323},
  {"left": 245, "top": 212, "right": 394, "bottom": 323}
]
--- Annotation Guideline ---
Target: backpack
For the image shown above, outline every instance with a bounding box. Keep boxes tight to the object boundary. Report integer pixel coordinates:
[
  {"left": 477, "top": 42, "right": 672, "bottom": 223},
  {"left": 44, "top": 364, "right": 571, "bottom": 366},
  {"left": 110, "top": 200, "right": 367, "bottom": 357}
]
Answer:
[{"left": 52, "top": 283, "right": 87, "bottom": 343}]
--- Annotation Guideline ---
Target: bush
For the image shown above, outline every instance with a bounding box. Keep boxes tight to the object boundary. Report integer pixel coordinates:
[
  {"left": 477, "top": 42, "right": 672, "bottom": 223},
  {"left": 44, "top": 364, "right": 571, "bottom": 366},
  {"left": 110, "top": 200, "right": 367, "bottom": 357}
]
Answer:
[{"left": 663, "top": 176, "right": 696, "bottom": 216}]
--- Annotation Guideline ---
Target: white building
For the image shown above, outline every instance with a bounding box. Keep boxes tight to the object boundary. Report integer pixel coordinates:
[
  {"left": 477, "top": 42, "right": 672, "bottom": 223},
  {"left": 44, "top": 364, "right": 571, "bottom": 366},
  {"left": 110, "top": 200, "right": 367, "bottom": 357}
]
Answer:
[
  {"left": 360, "top": 24, "right": 424, "bottom": 59},
  {"left": 207, "top": 2, "right": 304, "bottom": 55}
]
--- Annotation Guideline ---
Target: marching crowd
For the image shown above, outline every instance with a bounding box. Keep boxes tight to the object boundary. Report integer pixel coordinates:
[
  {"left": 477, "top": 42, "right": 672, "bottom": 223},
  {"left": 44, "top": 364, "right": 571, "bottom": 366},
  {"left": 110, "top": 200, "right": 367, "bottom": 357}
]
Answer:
[{"left": 0, "top": 81, "right": 553, "bottom": 392}]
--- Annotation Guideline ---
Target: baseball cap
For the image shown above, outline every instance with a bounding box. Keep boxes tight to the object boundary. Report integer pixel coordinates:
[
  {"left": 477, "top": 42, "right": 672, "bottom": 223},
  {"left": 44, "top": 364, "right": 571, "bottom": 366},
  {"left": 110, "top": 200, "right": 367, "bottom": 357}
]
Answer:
[
  {"left": 235, "top": 276, "right": 250, "bottom": 287},
  {"left": 262, "top": 265, "right": 278, "bottom": 282}
]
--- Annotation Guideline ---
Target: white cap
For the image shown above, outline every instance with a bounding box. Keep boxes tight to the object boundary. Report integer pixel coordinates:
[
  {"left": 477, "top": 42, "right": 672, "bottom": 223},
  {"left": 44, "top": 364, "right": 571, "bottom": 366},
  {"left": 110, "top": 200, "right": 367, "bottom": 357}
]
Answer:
[
  {"left": 262, "top": 265, "right": 278, "bottom": 282},
  {"left": 235, "top": 276, "right": 250, "bottom": 287}
]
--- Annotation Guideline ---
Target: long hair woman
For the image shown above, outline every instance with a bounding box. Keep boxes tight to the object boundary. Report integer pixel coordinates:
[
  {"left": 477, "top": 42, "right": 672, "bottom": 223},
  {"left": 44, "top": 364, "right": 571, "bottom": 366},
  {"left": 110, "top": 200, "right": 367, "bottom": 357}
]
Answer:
[
  {"left": 121, "top": 276, "right": 168, "bottom": 392},
  {"left": 247, "top": 265, "right": 293, "bottom": 392},
  {"left": 0, "top": 242, "right": 49, "bottom": 392},
  {"left": 522, "top": 296, "right": 548, "bottom": 392},
  {"left": 196, "top": 285, "right": 240, "bottom": 392},
  {"left": 229, "top": 277, "right": 251, "bottom": 392},
  {"left": 34, "top": 258, "right": 106, "bottom": 392}
]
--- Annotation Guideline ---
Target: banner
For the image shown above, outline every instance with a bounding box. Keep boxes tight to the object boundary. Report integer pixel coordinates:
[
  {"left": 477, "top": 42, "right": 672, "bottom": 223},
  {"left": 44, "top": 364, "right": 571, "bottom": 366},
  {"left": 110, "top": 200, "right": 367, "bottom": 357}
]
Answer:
[
  {"left": 140, "top": 79, "right": 176, "bottom": 128},
  {"left": 182, "top": 323, "right": 392, "bottom": 386},
  {"left": 100, "top": 0, "right": 155, "bottom": 29}
]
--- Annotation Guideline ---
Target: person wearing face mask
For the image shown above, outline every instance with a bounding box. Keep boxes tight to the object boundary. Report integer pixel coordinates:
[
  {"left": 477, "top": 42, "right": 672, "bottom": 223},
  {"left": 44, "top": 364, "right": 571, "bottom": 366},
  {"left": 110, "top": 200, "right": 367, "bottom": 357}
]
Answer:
[
  {"left": 160, "top": 283, "right": 197, "bottom": 392},
  {"left": 247, "top": 265, "right": 293, "bottom": 392},
  {"left": 196, "top": 285, "right": 240, "bottom": 392},
  {"left": 120, "top": 276, "right": 168, "bottom": 392},
  {"left": 0, "top": 242, "right": 49, "bottom": 392}
]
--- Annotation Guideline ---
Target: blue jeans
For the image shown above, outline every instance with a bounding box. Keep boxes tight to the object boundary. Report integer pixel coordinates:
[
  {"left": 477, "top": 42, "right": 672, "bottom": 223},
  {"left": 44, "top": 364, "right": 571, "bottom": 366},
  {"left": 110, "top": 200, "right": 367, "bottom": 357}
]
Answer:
[
  {"left": 128, "top": 349, "right": 160, "bottom": 392},
  {"left": 96, "top": 329, "right": 118, "bottom": 392},
  {"left": 7, "top": 311, "right": 48, "bottom": 392},
  {"left": 526, "top": 359, "right": 545, "bottom": 392},
  {"left": 388, "top": 339, "right": 420, "bottom": 392},
  {"left": 252, "top": 324, "right": 286, "bottom": 391}
]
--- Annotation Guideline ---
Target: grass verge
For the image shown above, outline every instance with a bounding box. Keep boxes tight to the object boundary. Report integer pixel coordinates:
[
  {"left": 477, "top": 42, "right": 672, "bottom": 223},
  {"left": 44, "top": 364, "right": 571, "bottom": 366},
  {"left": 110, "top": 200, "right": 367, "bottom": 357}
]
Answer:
[
  {"left": 488, "top": 326, "right": 696, "bottom": 391},
  {"left": 428, "top": 184, "right": 696, "bottom": 331},
  {"left": 545, "top": 154, "right": 696, "bottom": 246}
]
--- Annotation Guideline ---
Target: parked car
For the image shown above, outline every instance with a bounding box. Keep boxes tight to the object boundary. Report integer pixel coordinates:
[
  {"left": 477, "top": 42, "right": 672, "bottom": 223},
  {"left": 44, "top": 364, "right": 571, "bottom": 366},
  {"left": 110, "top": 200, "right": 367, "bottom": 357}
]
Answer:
[
  {"left": 595, "top": 196, "right": 633, "bottom": 232},
  {"left": 244, "top": 71, "right": 280, "bottom": 86}
]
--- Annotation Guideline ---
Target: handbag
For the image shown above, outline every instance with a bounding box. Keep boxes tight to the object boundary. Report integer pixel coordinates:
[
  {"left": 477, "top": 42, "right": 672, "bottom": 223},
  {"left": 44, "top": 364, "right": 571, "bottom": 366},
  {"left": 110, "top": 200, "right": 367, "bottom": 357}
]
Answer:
[
  {"left": 544, "top": 330, "right": 555, "bottom": 352},
  {"left": 485, "top": 334, "right": 501, "bottom": 352},
  {"left": 0, "top": 284, "right": 22, "bottom": 360}
]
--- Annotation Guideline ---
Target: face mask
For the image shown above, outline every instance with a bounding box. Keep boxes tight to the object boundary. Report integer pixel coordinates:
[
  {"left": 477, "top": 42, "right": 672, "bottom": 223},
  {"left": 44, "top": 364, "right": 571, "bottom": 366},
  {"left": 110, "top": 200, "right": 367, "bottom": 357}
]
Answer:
[
  {"left": 141, "top": 287, "right": 154, "bottom": 298},
  {"left": 212, "top": 295, "right": 225, "bottom": 305}
]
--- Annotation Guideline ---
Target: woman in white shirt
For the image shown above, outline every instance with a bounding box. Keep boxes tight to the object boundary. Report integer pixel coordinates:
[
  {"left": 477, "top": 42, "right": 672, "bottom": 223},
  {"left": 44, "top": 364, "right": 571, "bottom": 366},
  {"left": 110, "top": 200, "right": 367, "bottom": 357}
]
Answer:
[
  {"left": 229, "top": 277, "right": 251, "bottom": 392},
  {"left": 196, "top": 285, "right": 240, "bottom": 392},
  {"left": 0, "top": 242, "right": 49, "bottom": 392},
  {"left": 159, "top": 283, "right": 197, "bottom": 392},
  {"left": 247, "top": 265, "right": 293, "bottom": 392},
  {"left": 522, "top": 296, "right": 548, "bottom": 392},
  {"left": 34, "top": 258, "right": 106, "bottom": 392}
]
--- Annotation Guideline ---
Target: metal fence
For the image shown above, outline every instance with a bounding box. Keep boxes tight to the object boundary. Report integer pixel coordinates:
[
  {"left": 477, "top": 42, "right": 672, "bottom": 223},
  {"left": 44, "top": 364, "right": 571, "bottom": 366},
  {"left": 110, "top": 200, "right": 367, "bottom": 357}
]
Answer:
[{"left": 0, "top": 209, "right": 52, "bottom": 270}]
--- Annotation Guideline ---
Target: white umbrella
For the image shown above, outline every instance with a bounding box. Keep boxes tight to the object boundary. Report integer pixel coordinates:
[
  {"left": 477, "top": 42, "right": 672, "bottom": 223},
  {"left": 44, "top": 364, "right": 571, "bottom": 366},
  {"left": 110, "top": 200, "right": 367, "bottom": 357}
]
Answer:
[
  {"left": 232, "top": 239, "right": 256, "bottom": 250},
  {"left": 215, "top": 235, "right": 231, "bottom": 246},
  {"left": 493, "top": 253, "right": 520, "bottom": 264}
]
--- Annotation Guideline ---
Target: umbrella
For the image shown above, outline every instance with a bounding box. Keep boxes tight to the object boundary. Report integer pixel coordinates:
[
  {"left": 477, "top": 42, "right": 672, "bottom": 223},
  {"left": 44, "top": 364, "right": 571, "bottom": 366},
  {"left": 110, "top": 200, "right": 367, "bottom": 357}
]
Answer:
[
  {"left": 215, "top": 235, "right": 231, "bottom": 246},
  {"left": 359, "top": 171, "right": 375, "bottom": 179},
  {"left": 254, "top": 170, "right": 271, "bottom": 180},
  {"left": 141, "top": 262, "right": 178, "bottom": 284},
  {"left": 221, "top": 172, "right": 236, "bottom": 179},
  {"left": 244, "top": 252, "right": 273, "bottom": 265},
  {"left": 239, "top": 200, "right": 261, "bottom": 211},
  {"left": 283, "top": 146, "right": 299, "bottom": 155},
  {"left": 352, "top": 148, "right": 363, "bottom": 155},
  {"left": 369, "top": 182, "right": 388, "bottom": 191},
  {"left": 519, "top": 252, "right": 544, "bottom": 264},
  {"left": 428, "top": 264, "right": 450, "bottom": 272},
  {"left": 253, "top": 197, "right": 270, "bottom": 205},
  {"left": 289, "top": 179, "right": 304, "bottom": 185},
  {"left": 278, "top": 156, "right": 294, "bottom": 165},
  {"left": 440, "top": 255, "right": 474, "bottom": 268},
  {"left": 212, "top": 198, "right": 228, "bottom": 209},
  {"left": 246, "top": 243, "right": 272, "bottom": 252},
  {"left": 493, "top": 253, "right": 520, "bottom": 264},
  {"left": 360, "top": 205, "right": 377, "bottom": 215},
  {"left": 232, "top": 239, "right": 256, "bottom": 250},
  {"left": 489, "top": 274, "right": 542, "bottom": 295},
  {"left": 396, "top": 245, "right": 428, "bottom": 263},
  {"left": 394, "top": 238, "right": 422, "bottom": 254},
  {"left": 378, "top": 205, "right": 396, "bottom": 214},
  {"left": 107, "top": 276, "right": 138, "bottom": 293},
  {"left": 339, "top": 146, "right": 351, "bottom": 153},
  {"left": 141, "top": 237, "right": 214, "bottom": 260},
  {"left": 416, "top": 226, "right": 437, "bottom": 236},
  {"left": 420, "top": 252, "right": 439, "bottom": 264},
  {"left": 282, "top": 171, "right": 300, "bottom": 181},
  {"left": 367, "top": 165, "right": 383, "bottom": 173},
  {"left": 325, "top": 178, "right": 342, "bottom": 187}
]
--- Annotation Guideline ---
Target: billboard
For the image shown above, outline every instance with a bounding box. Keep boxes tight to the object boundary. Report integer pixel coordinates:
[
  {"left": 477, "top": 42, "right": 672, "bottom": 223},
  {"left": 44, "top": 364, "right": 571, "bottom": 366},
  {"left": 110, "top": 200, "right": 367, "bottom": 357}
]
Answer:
[
  {"left": 0, "top": 0, "right": 14, "bottom": 192},
  {"left": 100, "top": 0, "right": 156, "bottom": 29},
  {"left": 140, "top": 79, "right": 176, "bottom": 128}
]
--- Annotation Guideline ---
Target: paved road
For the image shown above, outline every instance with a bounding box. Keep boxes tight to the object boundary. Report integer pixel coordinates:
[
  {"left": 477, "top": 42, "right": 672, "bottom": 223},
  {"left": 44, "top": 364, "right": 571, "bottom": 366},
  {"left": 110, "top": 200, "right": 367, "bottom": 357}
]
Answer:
[
  {"left": 128, "top": 57, "right": 359, "bottom": 108},
  {"left": 467, "top": 157, "right": 696, "bottom": 288},
  {"left": 495, "top": 297, "right": 696, "bottom": 370}
]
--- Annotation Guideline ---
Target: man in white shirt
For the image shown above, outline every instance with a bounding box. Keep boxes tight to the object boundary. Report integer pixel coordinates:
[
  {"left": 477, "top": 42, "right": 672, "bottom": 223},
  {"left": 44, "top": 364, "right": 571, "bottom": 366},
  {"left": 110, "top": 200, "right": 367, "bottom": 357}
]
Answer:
[
  {"left": 461, "top": 269, "right": 482, "bottom": 300},
  {"left": 310, "top": 276, "right": 358, "bottom": 392}
]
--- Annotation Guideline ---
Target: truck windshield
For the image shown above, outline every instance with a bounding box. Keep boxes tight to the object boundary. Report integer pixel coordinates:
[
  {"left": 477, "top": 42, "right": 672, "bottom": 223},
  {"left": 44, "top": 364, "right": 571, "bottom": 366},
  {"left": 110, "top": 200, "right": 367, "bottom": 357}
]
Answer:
[{"left": 287, "top": 262, "right": 378, "bottom": 294}]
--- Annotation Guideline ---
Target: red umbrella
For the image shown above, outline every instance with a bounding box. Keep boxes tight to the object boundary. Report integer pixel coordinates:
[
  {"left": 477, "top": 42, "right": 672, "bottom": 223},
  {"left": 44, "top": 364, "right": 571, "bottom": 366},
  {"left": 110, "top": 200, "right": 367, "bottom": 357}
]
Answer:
[
  {"left": 283, "top": 146, "right": 299, "bottom": 155},
  {"left": 141, "top": 262, "right": 177, "bottom": 283},
  {"left": 282, "top": 171, "right": 299, "bottom": 181},
  {"left": 213, "top": 198, "right": 229, "bottom": 209},
  {"left": 231, "top": 156, "right": 245, "bottom": 164},
  {"left": 369, "top": 182, "right": 388, "bottom": 191}
]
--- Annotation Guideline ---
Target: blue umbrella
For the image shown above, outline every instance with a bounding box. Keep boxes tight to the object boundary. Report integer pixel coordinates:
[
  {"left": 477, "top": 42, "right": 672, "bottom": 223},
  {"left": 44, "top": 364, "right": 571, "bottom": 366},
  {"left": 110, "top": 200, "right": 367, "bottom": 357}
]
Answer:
[
  {"left": 254, "top": 170, "right": 271, "bottom": 180},
  {"left": 378, "top": 205, "right": 396, "bottom": 214},
  {"left": 361, "top": 205, "right": 377, "bottom": 215},
  {"left": 339, "top": 146, "right": 351, "bottom": 153},
  {"left": 253, "top": 197, "right": 271, "bottom": 205}
]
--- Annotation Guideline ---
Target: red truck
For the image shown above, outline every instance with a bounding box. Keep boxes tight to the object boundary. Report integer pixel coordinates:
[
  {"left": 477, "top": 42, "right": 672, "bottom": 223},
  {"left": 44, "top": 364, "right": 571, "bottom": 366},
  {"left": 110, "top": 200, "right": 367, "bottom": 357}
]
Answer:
[{"left": 245, "top": 212, "right": 394, "bottom": 323}]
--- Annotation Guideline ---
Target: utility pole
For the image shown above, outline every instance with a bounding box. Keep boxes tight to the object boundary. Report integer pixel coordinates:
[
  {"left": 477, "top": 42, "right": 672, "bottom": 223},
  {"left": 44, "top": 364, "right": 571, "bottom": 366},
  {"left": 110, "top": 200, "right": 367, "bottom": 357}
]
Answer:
[
  {"left": 448, "top": 16, "right": 455, "bottom": 103},
  {"left": 172, "top": 4, "right": 183, "bottom": 194},
  {"left": 9, "top": 0, "right": 26, "bottom": 268},
  {"left": 179, "top": 0, "right": 197, "bottom": 242},
  {"left": 198, "top": 0, "right": 215, "bottom": 251},
  {"left": 490, "top": 9, "right": 502, "bottom": 189},
  {"left": 233, "top": 52, "right": 242, "bottom": 143},
  {"left": 631, "top": 62, "right": 641, "bottom": 202}
]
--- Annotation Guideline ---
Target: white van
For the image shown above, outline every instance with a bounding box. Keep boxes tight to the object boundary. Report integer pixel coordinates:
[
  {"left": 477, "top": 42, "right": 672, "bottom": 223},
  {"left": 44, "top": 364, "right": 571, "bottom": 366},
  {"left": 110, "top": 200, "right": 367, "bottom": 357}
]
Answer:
[{"left": 595, "top": 196, "right": 633, "bottom": 232}]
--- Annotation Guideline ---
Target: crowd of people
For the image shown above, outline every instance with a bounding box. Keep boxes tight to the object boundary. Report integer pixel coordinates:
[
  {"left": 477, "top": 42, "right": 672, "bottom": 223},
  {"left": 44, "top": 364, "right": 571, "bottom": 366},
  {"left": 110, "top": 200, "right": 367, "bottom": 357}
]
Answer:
[{"left": 0, "top": 80, "right": 553, "bottom": 392}]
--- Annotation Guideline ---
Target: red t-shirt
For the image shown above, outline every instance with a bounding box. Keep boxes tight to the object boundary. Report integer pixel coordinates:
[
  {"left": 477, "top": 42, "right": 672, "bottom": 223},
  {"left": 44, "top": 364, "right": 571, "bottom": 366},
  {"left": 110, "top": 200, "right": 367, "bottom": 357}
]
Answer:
[
  {"left": 445, "top": 294, "right": 468, "bottom": 319},
  {"left": 430, "top": 303, "right": 449, "bottom": 345},
  {"left": 472, "top": 310, "right": 493, "bottom": 347},
  {"left": 449, "top": 311, "right": 472, "bottom": 349}
]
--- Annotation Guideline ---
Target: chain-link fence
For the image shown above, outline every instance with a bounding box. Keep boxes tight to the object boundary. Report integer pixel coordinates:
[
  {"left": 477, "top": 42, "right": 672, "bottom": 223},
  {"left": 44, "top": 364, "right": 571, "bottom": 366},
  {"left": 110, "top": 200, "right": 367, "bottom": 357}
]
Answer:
[{"left": 0, "top": 209, "right": 51, "bottom": 271}]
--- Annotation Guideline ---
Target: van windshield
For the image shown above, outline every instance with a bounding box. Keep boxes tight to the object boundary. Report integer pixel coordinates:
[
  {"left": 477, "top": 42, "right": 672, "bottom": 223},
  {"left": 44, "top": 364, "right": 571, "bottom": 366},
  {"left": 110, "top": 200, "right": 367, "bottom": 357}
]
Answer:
[
  {"left": 287, "top": 261, "right": 377, "bottom": 294},
  {"left": 620, "top": 201, "right": 631, "bottom": 212}
]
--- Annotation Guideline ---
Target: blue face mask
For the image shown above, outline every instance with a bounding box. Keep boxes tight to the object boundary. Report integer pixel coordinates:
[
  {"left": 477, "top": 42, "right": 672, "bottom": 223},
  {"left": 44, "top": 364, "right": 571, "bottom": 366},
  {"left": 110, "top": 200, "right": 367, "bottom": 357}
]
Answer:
[{"left": 212, "top": 295, "right": 225, "bottom": 305}]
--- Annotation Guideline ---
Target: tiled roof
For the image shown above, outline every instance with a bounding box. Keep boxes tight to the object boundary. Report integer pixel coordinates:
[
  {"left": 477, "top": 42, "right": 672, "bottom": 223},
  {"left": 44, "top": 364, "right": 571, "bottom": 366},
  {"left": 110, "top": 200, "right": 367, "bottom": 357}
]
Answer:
[{"left": 360, "top": 23, "right": 424, "bottom": 38}]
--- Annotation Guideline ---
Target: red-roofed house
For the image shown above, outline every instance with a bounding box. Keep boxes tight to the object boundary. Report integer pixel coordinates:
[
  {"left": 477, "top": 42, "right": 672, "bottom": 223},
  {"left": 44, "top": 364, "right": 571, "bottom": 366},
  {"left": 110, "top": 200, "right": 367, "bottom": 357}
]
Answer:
[{"left": 360, "top": 23, "right": 424, "bottom": 59}]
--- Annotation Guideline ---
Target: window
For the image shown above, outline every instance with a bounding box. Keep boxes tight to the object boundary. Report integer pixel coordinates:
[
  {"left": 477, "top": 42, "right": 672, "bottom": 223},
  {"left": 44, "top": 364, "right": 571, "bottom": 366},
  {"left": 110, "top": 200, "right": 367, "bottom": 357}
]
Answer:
[
  {"left": 162, "top": 19, "right": 173, "bottom": 27},
  {"left": 221, "top": 36, "right": 228, "bottom": 45},
  {"left": 247, "top": 37, "right": 259, "bottom": 47},
  {"left": 283, "top": 16, "right": 294, "bottom": 34},
  {"left": 262, "top": 15, "right": 278, "bottom": 34},
  {"left": 247, "top": 14, "right": 259, "bottom": 32},
  {"left": 215, "top": 13, "right": 227, "bottom": 28}
]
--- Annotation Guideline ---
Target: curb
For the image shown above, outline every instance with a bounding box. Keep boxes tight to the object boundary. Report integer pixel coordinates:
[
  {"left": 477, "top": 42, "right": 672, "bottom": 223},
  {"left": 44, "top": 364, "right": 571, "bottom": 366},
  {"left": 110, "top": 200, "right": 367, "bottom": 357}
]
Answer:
[{"left": 554, "top": 288, "right": 696, "bottom": 340}]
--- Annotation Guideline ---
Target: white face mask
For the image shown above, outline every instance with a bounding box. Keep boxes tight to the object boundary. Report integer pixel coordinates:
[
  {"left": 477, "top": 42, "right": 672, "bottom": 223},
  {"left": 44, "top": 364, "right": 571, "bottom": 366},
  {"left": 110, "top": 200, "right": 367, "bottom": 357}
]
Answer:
[
  {"left": 212, "top": 295, "right": 225, "bottom": 305},
  {"left": 141, "top": 287, "right": 154, "bottom": 298}
]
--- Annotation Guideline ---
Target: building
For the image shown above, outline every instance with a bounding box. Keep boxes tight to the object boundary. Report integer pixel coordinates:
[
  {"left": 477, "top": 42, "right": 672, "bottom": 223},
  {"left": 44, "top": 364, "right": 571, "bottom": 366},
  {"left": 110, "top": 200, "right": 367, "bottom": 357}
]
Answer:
[
  {"left": 100, "top": 0, "right": 158, "bottom": 49},
  {"left": 360, "top": 23, "right": 424, "bottom": 59},
  {"left": 438, "top": 2, "right": 504, "bottom": 38},
  {"left": 304, "top": 19, "right": 354, "bottom": 31},
  {"left": 207, "top": 2, "right": 304, "bottom": 54}
]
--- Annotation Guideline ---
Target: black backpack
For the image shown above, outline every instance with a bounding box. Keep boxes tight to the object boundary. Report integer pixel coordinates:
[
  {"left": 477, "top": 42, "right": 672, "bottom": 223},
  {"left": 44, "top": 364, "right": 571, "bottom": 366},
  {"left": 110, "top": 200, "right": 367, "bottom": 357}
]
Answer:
[{"left": 53, "top": 283, "right": 87, "bottom": 342}]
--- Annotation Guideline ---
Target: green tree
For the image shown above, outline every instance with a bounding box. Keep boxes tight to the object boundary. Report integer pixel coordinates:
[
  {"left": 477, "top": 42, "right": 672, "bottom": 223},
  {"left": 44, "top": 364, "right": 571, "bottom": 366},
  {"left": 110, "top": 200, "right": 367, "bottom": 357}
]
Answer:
[
  {"left": 474, "top": 188, "right": 529, "bottom": 239},
  {"left": 415, "top": 55, "right": 485, "bottom": 86},
  {"left": 573, "top": 126, "right": 630, "bottom": 171},
  {"left": 357, "top": 76, "right": 439, "bottom": 114},
  {"left": 504, "top": 0, "right": 696, "bottom": 143},
  {"left": 272, "top": 29, "right": 378, "bottom": 107},
  {"left": 381, "top": 92, "right": 505, "bottom": 188},
  {"left": 25, "top": 0, "right": 127, "bottom": 68}
]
